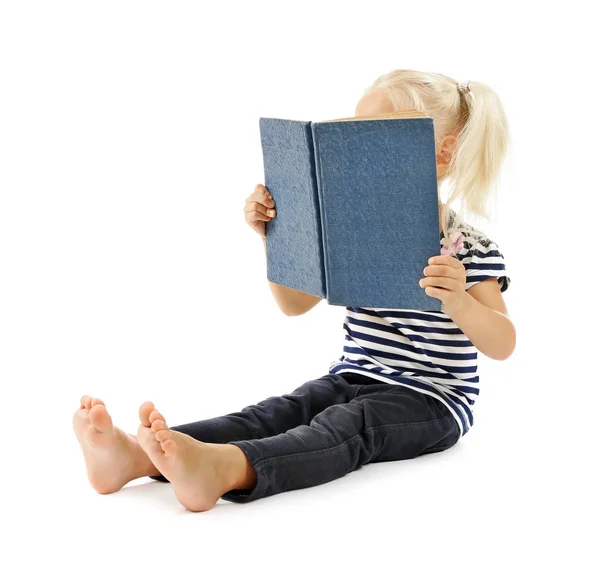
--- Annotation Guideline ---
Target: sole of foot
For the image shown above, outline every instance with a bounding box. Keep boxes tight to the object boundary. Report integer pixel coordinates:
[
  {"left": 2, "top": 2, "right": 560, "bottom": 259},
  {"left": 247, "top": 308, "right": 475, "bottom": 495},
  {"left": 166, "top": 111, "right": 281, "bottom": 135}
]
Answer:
[
  {"left": 136, "top": 401, "right": 235, "bottom": 512},
  {"left": 73, "top": 395, "right": 150, "bottom": 494}
]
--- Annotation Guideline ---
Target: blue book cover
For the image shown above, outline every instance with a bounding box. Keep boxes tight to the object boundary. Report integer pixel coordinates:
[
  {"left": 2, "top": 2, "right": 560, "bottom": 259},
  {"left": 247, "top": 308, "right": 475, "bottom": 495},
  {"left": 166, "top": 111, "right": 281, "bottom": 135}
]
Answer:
[{"left": 259, "top": 111, "right": 442, "bottom": 310}]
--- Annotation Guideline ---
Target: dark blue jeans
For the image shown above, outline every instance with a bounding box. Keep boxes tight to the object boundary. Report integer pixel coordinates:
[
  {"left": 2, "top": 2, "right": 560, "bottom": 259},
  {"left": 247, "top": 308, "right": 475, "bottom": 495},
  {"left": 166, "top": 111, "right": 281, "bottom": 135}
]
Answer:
[{"left": 150, "top": 372, "right": 460, "bottom": 503}]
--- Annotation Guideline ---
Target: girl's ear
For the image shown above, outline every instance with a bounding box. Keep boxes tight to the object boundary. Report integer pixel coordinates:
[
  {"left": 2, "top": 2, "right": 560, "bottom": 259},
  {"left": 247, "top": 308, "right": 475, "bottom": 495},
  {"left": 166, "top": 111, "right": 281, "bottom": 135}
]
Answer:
[
  {"left": 437, "top": 135, "right": 458, "bottom": 165},
  {"left": 435, "top": 135, "right": 457, "bottom": 173}
]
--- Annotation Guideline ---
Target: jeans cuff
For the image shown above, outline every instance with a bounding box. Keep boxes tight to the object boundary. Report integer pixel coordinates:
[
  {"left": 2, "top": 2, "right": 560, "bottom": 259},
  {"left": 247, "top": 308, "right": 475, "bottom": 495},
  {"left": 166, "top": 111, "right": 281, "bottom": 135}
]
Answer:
[{"left": 220, "top": 440, "right": 269, "bottom": 503}]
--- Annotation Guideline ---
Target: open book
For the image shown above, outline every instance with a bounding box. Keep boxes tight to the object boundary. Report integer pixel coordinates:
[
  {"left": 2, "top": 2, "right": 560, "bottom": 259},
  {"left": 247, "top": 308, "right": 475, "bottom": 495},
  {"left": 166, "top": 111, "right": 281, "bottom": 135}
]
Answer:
[{"left": 259, "top": 110, "right": 442, "bottom": 310}]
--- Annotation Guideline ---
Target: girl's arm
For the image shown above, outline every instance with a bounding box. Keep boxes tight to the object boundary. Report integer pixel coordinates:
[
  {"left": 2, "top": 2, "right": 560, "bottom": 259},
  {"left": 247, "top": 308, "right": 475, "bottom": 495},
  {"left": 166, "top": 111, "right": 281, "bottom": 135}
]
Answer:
[
  {"left": 444, "top": 278, "right": 516, "bottom": 361},
  {"left": 262, "top": 237, "right": 322, "bottom": 316}
]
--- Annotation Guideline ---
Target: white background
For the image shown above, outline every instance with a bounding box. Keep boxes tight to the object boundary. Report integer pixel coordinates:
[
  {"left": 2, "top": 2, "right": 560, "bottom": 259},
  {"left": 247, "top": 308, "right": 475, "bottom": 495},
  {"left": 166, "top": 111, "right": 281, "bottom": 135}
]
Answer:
[{"left": 1, "top": 1, "right": 598, "bottom": 561}]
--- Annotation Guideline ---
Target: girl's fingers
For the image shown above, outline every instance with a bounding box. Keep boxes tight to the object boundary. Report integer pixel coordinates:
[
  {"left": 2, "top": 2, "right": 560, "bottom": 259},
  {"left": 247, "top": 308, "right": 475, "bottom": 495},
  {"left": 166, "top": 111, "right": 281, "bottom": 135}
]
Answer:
[
  {"left": 256, "top": 184, "right": 273, "bottom": 199},
  {"left": 245, "top": 200, "right": 276, "bottom": 219},
  {"left": 252, "top": 191, "right": 274, "bottom": 207},
  {"left": 419, "top": 276, "right": 458, "bottom": 291},
  {"left": 244, "top": 186, "right": 276, "bottom": 236},
  {"left": 429, "top": 255, "right": 462, "bottom": 268},
  {"left": 246, "top": 210, "right": 273, "bottom": 222},
  {"left": 251, "top": 184, "right": 274, "bottom": 205},
  {"left": 423, "top": 264, "right": 463, "bottom": 278},
  {"left": 255, "top": 183, "right": 270, "bottom": 196}
]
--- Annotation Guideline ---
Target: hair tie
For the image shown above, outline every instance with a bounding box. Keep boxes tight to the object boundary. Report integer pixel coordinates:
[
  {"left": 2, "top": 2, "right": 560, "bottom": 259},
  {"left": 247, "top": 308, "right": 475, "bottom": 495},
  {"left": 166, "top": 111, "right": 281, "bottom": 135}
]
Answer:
[{"left": 458, "top": 80, "right": 471, "bottom": 95}]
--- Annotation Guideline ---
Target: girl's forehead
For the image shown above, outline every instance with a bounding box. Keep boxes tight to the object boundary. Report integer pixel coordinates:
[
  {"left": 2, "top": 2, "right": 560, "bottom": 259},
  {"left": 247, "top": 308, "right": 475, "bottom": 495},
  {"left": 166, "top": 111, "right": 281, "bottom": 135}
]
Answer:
[{"left": 355, "top": 90, "right": 396, "bottom": 117}]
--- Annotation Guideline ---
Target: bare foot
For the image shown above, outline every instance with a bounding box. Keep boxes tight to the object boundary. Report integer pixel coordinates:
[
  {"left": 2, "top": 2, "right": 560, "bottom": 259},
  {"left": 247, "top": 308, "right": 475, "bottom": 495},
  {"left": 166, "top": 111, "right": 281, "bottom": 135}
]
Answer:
[
  {"left": 73, "top": 395, "right": 159, "bottom": 494},
  {"left": 137, "top": 401, "right": 249, "bottom": 512}
]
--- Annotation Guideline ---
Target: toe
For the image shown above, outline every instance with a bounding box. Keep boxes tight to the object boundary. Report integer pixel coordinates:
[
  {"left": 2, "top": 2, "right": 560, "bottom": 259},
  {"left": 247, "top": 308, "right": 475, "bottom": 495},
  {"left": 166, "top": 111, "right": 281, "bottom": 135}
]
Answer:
[
  {"left": 161, "top": 438, "right": 177, "bottom": 456},
  {"left": 139, "top": 401, "right": 155, "bottom": 427},
  {"left": 151, "top": 419, "right": 168, "bottom": 433},
  {"left": 81, "top": 395, "right": 93, "bottom": 409},
  {"left": 91, "top": 398, "right": 105, "bottom": 407},
  {"left": 155, "top": 429, "right": 171, "bottom": 442},
  {"left": 149, "top": 409, "right": 165, "bottom": 425},
  {"left": 88, "top": 404, "right": 112, "bottom": 432}
]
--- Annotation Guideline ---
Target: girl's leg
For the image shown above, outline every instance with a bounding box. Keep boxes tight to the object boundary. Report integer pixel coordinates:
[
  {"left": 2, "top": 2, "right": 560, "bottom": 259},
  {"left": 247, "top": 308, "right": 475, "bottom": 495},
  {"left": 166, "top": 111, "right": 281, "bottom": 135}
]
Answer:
[
  {"left": 172, "top": 373, "right": 363, "bottom": 441},
  {"left": 221, "top": 384, "right": 460, "bottom": 503},
  {"left": 149, "top": 372, "right": 366, "bottom": 483}
]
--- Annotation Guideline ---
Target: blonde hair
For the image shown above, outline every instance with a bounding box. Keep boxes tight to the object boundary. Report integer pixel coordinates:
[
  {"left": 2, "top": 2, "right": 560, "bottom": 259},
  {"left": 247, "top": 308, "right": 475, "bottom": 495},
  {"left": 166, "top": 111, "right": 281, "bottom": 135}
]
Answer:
[{"left": 363, "top": 69, "right": 510, "bottom": 243}]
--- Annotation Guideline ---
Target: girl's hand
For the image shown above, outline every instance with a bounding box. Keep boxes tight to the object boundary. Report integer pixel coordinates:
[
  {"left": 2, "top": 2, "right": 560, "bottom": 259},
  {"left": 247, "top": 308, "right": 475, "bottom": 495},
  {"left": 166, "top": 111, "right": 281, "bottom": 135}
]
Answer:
[
  {"left": 244, "top": 183, "right": 276, "bottom": 239},
  {"left": 419, "top": 255, "right": 467, "bottom": 309}
]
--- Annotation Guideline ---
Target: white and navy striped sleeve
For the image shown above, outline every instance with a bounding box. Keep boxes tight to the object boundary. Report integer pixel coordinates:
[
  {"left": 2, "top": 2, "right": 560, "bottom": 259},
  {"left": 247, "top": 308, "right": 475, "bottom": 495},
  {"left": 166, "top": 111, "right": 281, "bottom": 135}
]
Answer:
[{"left": 462, "top": 237, "right": 511, "bottom": 293}]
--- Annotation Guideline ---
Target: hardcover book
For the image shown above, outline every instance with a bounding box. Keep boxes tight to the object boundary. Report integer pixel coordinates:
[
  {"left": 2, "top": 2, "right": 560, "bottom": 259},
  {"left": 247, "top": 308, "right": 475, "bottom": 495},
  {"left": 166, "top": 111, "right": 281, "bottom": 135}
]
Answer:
[{"left": 259, "top": 110, "right": 442, "bottom": 311}]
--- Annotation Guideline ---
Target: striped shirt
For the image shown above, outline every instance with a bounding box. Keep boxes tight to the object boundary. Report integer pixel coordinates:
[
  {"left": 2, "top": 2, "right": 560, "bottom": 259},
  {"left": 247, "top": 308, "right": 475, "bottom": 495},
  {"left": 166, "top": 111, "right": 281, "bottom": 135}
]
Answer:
[{"left": 328, "top": 215, "right": 511, "bottom": 437}]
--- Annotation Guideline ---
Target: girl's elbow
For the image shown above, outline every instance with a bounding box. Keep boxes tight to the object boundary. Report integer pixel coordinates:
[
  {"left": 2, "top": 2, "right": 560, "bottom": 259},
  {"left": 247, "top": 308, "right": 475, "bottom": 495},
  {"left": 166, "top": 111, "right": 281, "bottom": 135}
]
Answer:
[{"left": 497, "top": 325, "right": 517, "bottom": 361}]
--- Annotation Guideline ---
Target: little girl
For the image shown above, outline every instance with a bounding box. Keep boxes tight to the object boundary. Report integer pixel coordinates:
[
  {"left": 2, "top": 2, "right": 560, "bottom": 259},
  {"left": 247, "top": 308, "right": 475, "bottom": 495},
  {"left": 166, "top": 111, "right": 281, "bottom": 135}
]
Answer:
[{"left": 73, "top": 69, "right": 515, "bottom": 512}]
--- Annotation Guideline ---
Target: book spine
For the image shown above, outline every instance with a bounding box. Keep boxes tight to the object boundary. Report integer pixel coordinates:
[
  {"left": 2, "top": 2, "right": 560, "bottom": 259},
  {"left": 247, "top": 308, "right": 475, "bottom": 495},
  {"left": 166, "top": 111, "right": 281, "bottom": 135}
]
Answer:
[{"left": 310, "top": 123, "right": 330, "bottom": 300}]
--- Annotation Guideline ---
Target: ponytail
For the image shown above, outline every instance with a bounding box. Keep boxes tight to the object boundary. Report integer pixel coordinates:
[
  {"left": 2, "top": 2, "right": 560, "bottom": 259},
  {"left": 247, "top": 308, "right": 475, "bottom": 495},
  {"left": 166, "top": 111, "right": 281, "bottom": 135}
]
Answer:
[
  {"left": 444, "top": 80, "right": 510, "bottom": 241},
  {"left": 364, "top": 70, "right": 510, "bottom": 243}
]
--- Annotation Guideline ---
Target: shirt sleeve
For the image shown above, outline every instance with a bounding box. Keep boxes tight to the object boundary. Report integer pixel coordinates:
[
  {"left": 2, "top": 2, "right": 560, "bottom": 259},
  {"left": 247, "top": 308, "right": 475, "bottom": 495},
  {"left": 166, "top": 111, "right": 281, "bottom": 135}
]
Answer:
[{"left": 462, "top": 237, "right": 511, "bottom": 293}]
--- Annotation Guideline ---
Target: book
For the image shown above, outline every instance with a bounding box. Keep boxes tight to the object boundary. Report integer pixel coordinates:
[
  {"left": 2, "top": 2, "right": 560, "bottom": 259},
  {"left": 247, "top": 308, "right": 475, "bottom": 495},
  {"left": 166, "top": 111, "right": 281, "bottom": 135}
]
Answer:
[{"left": 259, "top": 110, "right": 442, "bottom": 310}]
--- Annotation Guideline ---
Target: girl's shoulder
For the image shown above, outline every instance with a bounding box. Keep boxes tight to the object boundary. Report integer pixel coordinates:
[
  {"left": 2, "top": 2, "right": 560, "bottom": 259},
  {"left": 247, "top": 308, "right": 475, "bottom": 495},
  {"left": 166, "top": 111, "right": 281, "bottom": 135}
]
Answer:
[
  {"left": 445, "top": 208, "right": 510, "bottom": 292},
  {"left": 449, "top": 215, "right": 510, "bottom": 293},
  {"left": 446, "top": 208, "right": 502, "bottom": 256}
]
